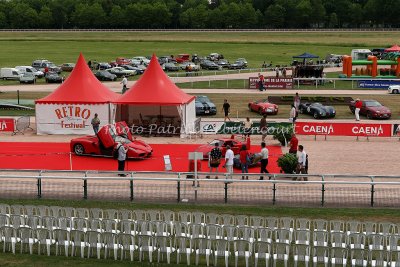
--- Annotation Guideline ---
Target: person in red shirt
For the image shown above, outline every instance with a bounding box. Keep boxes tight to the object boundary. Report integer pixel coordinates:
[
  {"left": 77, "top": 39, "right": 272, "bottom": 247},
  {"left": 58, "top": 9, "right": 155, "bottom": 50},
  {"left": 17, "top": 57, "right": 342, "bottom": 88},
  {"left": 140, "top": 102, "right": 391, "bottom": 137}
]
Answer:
[
  {"left": 355, "top": 99, "right": 362, "bottom": 121},
  {"left": 288, "top": 133, "right": 299, "bottom": 154},
  {"left": 239, "top": 144, "right": 249, "bottom": 180}
]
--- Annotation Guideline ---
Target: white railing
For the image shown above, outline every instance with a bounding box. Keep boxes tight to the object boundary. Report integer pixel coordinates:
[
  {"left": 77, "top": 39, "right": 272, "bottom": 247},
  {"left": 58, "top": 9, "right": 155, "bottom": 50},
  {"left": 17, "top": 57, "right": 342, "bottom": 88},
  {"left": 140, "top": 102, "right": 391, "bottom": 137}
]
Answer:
[{"left": 0, "top": 169, "right": 399, "bottom": 207}]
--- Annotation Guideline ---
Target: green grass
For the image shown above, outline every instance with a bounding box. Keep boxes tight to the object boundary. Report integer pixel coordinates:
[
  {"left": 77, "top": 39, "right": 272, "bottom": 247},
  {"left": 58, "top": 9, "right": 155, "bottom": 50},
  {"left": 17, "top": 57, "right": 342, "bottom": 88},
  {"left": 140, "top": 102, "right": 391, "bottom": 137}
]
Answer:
[{"left": 1, "top": 31, "right": 397, "bottom": 70}]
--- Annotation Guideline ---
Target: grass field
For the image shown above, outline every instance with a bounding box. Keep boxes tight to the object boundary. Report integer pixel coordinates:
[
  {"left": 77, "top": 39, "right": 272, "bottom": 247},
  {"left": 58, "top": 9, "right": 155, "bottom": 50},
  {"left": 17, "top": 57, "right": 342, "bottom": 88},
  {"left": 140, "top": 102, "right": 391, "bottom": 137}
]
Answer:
[{"left": 0, "top": 31, "right": 398, "bottom": 69}]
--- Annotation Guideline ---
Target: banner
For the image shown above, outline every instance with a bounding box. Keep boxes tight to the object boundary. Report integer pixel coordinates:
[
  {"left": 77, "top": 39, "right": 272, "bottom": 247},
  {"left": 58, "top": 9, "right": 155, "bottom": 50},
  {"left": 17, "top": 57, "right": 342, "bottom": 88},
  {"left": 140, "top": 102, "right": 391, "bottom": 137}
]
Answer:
[
  {"left": 268, "top": 96, "right": 353, "bottom": 105},
  {"left": 249, "top": 77, "right": 293, "bottom": 89},
  {"left": 357, "top": 80, "right": 400, "bottom": 89},
  {"left": 394, "top": 124, "right": 400, "bottom": 137},
  {"left": 0, "top": 118, "right": 15, "bottom": 132},
  {"left": 295, "top": 122, "right": 392, "bottom": 137},
  {"left": 200, "top": 121, "right": 293, "bottom": 135}
]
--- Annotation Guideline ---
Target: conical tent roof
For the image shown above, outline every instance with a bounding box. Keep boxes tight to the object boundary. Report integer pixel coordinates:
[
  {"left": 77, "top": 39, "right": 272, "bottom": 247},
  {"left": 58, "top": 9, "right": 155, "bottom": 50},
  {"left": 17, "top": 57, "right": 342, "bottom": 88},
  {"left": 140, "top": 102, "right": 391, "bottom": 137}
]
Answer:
[
  {"left": 35, "top": 53, "right": 119, "bottom": 104},
  {"left": 115, "top": 54, "right": 195, "bottom": 105},
  {"left": 385, "top": 45, "right": 400, "bottom": 52}
]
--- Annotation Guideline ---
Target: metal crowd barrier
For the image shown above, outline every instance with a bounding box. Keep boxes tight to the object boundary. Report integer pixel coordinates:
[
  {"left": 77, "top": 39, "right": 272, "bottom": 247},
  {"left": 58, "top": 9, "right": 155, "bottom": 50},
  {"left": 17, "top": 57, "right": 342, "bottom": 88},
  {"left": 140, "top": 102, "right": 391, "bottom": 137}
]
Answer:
[{"left": 0, "top": 170, "right": 399, "bottom": 208}]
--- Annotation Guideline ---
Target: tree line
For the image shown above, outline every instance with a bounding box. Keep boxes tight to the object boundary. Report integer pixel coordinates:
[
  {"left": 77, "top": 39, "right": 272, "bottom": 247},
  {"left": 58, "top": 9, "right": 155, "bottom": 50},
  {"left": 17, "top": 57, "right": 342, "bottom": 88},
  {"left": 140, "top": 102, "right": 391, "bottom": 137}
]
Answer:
[{"left": 0, "top": 0, "right": 398, "bottom": 29}]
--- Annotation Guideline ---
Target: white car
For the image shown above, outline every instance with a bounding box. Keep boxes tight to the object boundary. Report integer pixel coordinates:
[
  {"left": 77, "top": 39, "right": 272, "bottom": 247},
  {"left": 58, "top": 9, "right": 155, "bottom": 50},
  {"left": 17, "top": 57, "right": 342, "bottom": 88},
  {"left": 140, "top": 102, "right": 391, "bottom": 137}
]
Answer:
[
  {"left": 106, "top": 67, "right": 136, "bottom": 77},
  {"left": 131, "top": 56, "right": 150, "bottom": 66},
  {"left": 15, "top": 66, "right": 44, "bottom": 78},
  {"left": 388, "top": 85, "right": 400, "bottom": 94}
]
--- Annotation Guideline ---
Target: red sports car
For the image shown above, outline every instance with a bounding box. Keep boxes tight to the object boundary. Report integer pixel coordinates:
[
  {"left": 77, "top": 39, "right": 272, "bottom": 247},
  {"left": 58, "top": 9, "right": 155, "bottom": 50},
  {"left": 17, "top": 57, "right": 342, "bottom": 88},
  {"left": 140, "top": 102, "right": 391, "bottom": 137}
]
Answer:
[
  {"left": 70, "top": 121, "right": 152, "bottom": 159},
  {"left": 349, "top": 100, "right": 391, "bottom": 119},
  {"left": 195, "top": 136, "right": 250, "bottom": 159},
  {"left": 248, "top": 99, "right": 279, "bottom": 115}
]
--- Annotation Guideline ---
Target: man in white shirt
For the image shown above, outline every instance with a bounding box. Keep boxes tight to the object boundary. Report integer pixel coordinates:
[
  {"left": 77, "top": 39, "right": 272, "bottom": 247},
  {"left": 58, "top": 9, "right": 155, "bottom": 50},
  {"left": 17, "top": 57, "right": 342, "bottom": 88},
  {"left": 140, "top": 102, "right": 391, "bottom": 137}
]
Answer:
[
  {"left": 116, "top": 142, "right": 128, "bottom": 177},
  {"left": 259, "top": 142, "right": 269, "bottom": 180},
  {"left": 289, "top": 104, "right": 297, "bottom": 123},
  {"left": 224, "top": 145, "right": 234, "bottom": 179},
  {"left": 296, "top": 145, "right": 308, "bottom": 181},
  {"left": 120, "top": 76, "right": 128, "bottom": 94}
]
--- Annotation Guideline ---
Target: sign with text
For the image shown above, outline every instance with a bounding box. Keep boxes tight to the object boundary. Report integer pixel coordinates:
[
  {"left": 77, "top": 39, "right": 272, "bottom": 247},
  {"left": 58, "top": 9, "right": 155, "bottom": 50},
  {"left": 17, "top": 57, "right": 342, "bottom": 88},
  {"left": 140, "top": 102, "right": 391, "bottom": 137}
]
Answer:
[
  {"left": 295, "top": 122, "right": 392, "bottom": 137},
  {"left": 0, "top": 118, "right": 15, "bottom": 132},
  {"left": 249, "top": 77, "right": 293, "bottom": 89},
  {"left": 357, "top": 80, "right": 400, "bottom": 89},
  {"left": 268, "top": 96, "right": 353, "bottom": 105},
  {"left": 200, "top": 121, "right": 293, "bottom": 135}
]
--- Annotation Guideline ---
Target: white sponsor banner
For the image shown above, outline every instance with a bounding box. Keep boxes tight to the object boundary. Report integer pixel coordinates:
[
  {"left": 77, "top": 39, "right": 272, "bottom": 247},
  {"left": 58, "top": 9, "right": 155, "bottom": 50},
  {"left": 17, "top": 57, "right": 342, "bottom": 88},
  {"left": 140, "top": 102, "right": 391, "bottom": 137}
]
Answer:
[
  {"left": 200, "top": 121, "right": 224, "bottom": 134},
  {"left": 36, "top": 104, "right": 110, "bottom": 135}
]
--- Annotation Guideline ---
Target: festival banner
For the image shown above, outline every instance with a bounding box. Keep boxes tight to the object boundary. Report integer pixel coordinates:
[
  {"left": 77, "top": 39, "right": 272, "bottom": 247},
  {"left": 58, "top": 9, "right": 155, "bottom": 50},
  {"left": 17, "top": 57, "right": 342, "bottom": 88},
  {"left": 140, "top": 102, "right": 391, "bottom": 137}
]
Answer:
[
  {"left": 249, "top": 77, "right": 293, "bottom": 89},
  {"left": 0, "top": 118, "right": 15, "bottom": 132},
  {"left": 295, "top": 121, "right": 392, "bottom": 137}
]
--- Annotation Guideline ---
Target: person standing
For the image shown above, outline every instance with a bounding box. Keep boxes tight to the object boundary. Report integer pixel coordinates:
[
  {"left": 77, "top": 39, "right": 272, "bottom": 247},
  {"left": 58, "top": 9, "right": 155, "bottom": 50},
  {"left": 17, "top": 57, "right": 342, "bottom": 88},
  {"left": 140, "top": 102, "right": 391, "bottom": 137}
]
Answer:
[
  {"left": 91, "top": 113, "right": 100, "bottom": 135},
  {"left": 296, "top": 145, "right": 308, "bottom": 181},
  {"left": 208, "top": 142, "right": 222, "bottom": 179},
  {"left": 290, "top": 104, "right": 297, "bottom": 124},
  {"left": 259, "top": 142, "right": 269, "bottom": 180},
  {"left": 355, "top": 98, "right": 362, "bottom": 121},
  {"left": 121, "top": 76, "right": 128, "bottom": 94},
  {"left": 224, "top": 145, "right": 234, "bottom": 179},
  {"left": 275, "top": 66, "right": 279, "bottom": 78},
  {"left": 239, "top": 144, "right": 249, "bottom": 180},
  {"left": 258, "top": 73, "right": 265, "bottom": 91},
  {"left": 222, "top": 99, "right": 231, "bottom": 122},
  {"left": 282, "top": 68, "right": 287, "bottom": 78},
  {"left": 243, "top": 117, "right": 252, "bottom": 138},
  {"left": 288, "top": 133, "right": 298, "bottom": 154},
  {"left": 294, "top": 92, "right": 301, "bottom": 111},
  {"left": 259, "top": 114, "right": 268, "bottom": 142},
  {"left": 116, "top": 143, "right": 128, "bottom": 177}
]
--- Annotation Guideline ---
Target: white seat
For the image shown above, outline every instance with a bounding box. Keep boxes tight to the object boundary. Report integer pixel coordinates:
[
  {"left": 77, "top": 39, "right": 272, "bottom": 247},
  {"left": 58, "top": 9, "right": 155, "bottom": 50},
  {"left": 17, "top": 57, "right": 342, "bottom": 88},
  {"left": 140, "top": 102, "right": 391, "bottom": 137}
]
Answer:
[
  {"left": 36, "top": 228, "right": 55, "bottom": 256},
  {"left": 330, "top": 247, "right": 348, "bottom": 267},
  {"left": 137, "top": 234, "right": 155, "bottom": 263},
  {"left": 102, "top": 232, "right": 120, "bottom": 260},
  {"left": 53, "top": 228, "right": 70, "bottom": 257},
  {"left": 254, "top": 241, "right": 271, "bottom": 267},
  {"left": 311, "top": 246, "right": 329, "bottom": 267},
  {"left": 272, "top": 242, "right": 290, "bottom": 267},
  {"left": 350, "top": 248, "right": 368, "bottom": 267},
  {"left": 18, "top": 227, "right": 38, "bottom": 254},
  {"left": 293, "top": 244, "right": 310, "bottom": 267},
  {"left": 86, "top": 230, "right": 102, "bottom": 259},
  {"left": 193, "top": 237, "right": 212, "bottom": 266},
  {"left": 70, "top": 229, "right": 86, "bottom": 258},
  {"left": 154, "top": 236, "right": 175, "bottom": 264},
  {"left": 1, "top": 226, "right": 19, "bottom": 254},
  {"left": 234, "top": 239, "right": 252, "bottom": 267},
  {"left": 176, "top": 236, "right": 193, "bottom": 265},
  {"left": 213, "top": 239, "right": 230, "bottom": 267},
  {"left": 118, "top": 233, "right": 137, "bottom": 261}
]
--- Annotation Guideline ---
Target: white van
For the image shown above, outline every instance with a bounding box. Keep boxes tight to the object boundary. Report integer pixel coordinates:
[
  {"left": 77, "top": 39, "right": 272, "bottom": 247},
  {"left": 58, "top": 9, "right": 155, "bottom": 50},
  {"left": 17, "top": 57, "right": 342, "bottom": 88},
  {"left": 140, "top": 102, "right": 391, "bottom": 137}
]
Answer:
[
  {"left": 351, "top": 49, "right": 372, "bottom": 60},
  {"left": 0, "top": 68, "right": 23, "bottom": 80},
  {"left": 15, "top": 66, "right": 44, "bottom": 78}
]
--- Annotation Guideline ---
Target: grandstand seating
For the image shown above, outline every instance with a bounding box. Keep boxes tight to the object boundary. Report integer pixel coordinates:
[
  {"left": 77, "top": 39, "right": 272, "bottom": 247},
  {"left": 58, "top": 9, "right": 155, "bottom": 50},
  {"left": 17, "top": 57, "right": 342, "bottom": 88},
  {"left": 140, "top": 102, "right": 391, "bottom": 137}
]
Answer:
[{"left": 0, "top": 203, "right": 399, "bottom": 266}]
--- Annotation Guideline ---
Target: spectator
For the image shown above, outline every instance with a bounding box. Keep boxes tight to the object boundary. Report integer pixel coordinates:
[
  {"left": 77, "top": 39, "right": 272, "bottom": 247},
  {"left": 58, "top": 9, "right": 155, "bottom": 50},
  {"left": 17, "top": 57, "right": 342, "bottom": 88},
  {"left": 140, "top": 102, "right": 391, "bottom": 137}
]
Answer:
[
  {"left": 258, "top": 73, "right": 265, "bottom": 91},
  {"left": 288, "top": 133, "right": 298, "bottom": 154},
  {"left": 243, "top": 117, "right": 252, "bottom": 138},
  {"left": 275, "top": 66, "right": 279, "bottom": 78},
  {"left": 222, "top": 99, "right": 231, "bottom": 122},
  {"left": 116, "top": 143, "right": 128, "bottom": 177},
  {"left": 294, "top": 92, "right": 301, "bottom": 111},
  {"left": 259, "top": 114, "right": 268, "bottom": 142},
  {"left": 290, "top": 104, "right": 297, "bottom": 124},
  {"left": 355, "top": 98, "right": 362, "bottom": 121},
  {"left": 282, "top": 68, "right": 287, "bottom": 78},
  {"left": 239, "top": 144, "right": 249, "bottom": 180},
  {"left": 208, "top": 142, "right": 222, "bottom": 179},
  {"left": 259, "top": 142, "right": 269, "bottom": 180},
  {"left": 121, "top": 76, "right": 128, "bottom": 94},
  {"left": 295, "top": 145, "right": 308, "bottom": 181},
  {"left": 91, "top": 113, "right": 100, "bottom": 135},
  {"left": 224, "top": 145, "right": 234, "bottom": 179}
]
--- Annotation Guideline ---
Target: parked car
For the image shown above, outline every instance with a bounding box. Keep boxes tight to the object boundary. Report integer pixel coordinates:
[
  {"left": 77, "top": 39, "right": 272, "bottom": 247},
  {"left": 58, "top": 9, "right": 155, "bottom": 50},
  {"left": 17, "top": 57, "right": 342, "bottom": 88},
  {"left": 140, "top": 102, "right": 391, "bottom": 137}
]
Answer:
[
  {"left": 19, "top": 72, "right": 36, "bottom": 84},
  {"left": 195, "top": 96, "right": 217, "bottom": 115},
  {"left": 97, "top": 62, "right": 112, "bottom": 70},
  {"left": 208, "top": 53, "right": 224, "bottom": 61},
  {"left": 195, "top": 137, "right": 249, "bottom": 159},
  {"left": 236, "top": 58, "right": 248, "bottom": 67},
  {"left": 60, "top": 63, "right": 75, "bottom": 72},
  {"left": 388, "top": 85, "right": 400, "bottom": 94},
  {"left": 200, "top": 60, "right": 220, "bottom": 70},
  {"left": 0, "top": 68, "right": 23, "bottom": 80},
  {"left": 163, "top": 63, "right": 180, "bottom": 72},
  {"left": 106, "top": 67, "right": 135, "bottom": 77},
  {"left": 299, "top": 102, "right": 336, "bottom": 119},
  {"left": 120, "top": 64, "right": 144, "bottom": 75},
  {"left": 248, "top": 99, "right": 279, "bottom": 115},
  {"left": 131, "top": 56, "right": 150, "bottom": 66},
  {"left": 228, "top": 60, "right": 246, "bottom": 69},
  {"left": 15, "top": 66, "right": 44, "bottom": 78},
  {"left": 94, "top": 70, "right": 117, "bottom": 81},
  {"left": 349, "top": 100, "right": 391, "bottom": 119},
  {"left": 179, "top": 62, "right": 200, "bottom": 71},
  {"left": 116, "top": 57, "right": 131, "bottom": 66},
  {"left": 70, "top": 122, "right": 152, "bottom": 159},
  {"left": 217, "top": 59, "right": 230, "bottom": 68},
  {"left": 32, "top": 59, "right": 61, "bottom": 73},
  {"left": 45, "top": 72, "right": 63, "bottom": 83},
  {"left": 176, "top": 54, "right": 190, "bottom": 63},
  {"left": 159, "top": 56, "right": 176, "bottom": 64}
]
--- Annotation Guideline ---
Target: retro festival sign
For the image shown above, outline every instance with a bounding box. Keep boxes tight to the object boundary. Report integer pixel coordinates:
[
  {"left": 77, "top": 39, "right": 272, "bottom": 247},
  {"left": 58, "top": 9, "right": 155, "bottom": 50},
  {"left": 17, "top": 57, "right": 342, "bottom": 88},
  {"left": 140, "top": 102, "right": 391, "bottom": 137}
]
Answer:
[
  {"left": 249, "top": 77, "right": 293, "bottom": 89},
  {"left": 35, "top": 104, "right": 110, "bottom": 135}
]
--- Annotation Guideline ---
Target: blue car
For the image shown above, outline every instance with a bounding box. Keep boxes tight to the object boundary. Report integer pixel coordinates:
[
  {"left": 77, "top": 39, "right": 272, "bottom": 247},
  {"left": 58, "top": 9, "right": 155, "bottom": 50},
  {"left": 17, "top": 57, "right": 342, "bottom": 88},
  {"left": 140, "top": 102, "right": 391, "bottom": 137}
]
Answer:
[{"left": 195, "top": 96, "right": 217, "bottom": 115}]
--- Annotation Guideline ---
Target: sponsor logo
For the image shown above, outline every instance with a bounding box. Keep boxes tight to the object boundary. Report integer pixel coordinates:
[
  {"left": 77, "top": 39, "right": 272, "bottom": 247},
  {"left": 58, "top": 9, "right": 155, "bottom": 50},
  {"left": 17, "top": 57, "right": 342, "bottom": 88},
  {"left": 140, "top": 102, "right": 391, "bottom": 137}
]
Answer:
[
  {"left": 302, "top": 124, "right": 334, "bottom": 135},
  {"left": 352, "top": 125, "right": 383, "bottom": 136}
]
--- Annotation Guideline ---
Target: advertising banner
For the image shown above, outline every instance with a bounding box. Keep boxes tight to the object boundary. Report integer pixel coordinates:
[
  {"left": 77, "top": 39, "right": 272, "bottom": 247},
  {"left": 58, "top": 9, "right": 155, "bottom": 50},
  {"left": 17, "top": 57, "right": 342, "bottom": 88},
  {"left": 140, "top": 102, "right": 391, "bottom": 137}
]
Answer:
[
  {"left": 200, "top": 121, "right": 293, "bottom": 135},
  {"left": 249, "top": 77, "right": 293, "bottom": 89},
  {"left": 357, "top": 80, "right": 400, "bottom": 89},
  {"left": 295, "top": 122, "right": 392, "bottom": 137},
  {"left": 0, "top": 118, "right": 15, "bottom": 132}
]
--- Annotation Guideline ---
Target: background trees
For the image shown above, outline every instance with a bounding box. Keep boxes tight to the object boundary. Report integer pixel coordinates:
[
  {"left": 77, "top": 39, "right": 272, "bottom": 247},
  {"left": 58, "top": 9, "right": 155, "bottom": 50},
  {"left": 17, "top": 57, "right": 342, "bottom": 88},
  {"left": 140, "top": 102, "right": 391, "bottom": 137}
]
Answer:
[{"left": 0, "top": 0, "right": 397, "bottom": 29}]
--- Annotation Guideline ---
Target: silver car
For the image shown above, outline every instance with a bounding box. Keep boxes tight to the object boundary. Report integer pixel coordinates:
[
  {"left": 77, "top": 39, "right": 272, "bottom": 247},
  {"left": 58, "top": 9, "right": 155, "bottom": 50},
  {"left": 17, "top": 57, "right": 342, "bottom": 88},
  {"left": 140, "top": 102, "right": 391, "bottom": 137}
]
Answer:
[
  {"left": 388, "top": 85, "right": 400, "bottom": 94},
  {"left": 19, "top": 73, "right": 36, "bottom": 84}
]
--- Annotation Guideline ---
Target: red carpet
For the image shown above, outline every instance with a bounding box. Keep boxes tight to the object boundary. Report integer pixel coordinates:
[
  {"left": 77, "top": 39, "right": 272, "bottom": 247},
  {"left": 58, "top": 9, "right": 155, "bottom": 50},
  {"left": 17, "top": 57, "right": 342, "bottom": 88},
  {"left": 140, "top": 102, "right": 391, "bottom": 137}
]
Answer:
[{"left": 0, "top": 142, "right": 282, "bottom": 173}]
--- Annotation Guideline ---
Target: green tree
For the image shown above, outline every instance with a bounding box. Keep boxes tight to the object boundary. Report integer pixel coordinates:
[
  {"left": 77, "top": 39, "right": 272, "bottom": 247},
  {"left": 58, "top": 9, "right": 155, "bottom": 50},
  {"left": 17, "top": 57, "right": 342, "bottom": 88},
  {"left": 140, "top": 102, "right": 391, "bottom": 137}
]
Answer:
[
  {"left": 311, "top": 0, "right": 325, "bottom": 28},
  {"left": 0, "top": 11, "right": 7, "bottom": 28},
  {"left": 109, "top": 5, "right": 126, "bottom": 28},
  {"left": 38, "top": 6, "right": 54, "bottom": 28},
  {"left": 295, "top": 0, "right": 312, "bottom": 28},
  {"left": 9, "top": 3, "right": 39, "bottom": 28},
  {"left": 329, "top": 12, "right": 338, "bottom": 28},
  {"left": 348, "top": 3, "right": 363, "bottom": 27},
  {"left": 265, "top": 4, "right": 286, "bottom": 28}
]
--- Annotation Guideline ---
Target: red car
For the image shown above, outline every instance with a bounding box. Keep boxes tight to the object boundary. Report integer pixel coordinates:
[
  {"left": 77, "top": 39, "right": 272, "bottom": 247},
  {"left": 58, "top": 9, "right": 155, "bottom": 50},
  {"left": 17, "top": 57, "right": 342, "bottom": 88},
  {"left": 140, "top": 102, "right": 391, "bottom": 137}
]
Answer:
[
  {"left": 175, "top": 54, "right": 190, "bottom": 63},
  {"left": 349, "top": 100, "right": 391, "bottom": 119},
  {"left": 70, "top": 122, "right": 152, "bottom": 159},
  {"left": 116, "top": 57, "right": 131, "bottom": 65},
  {"left": 248, "top": 99, "right": 279, "bottom": 115},
  {"left": 195, "top": 136, "right": 250, "bottom": 159}
]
